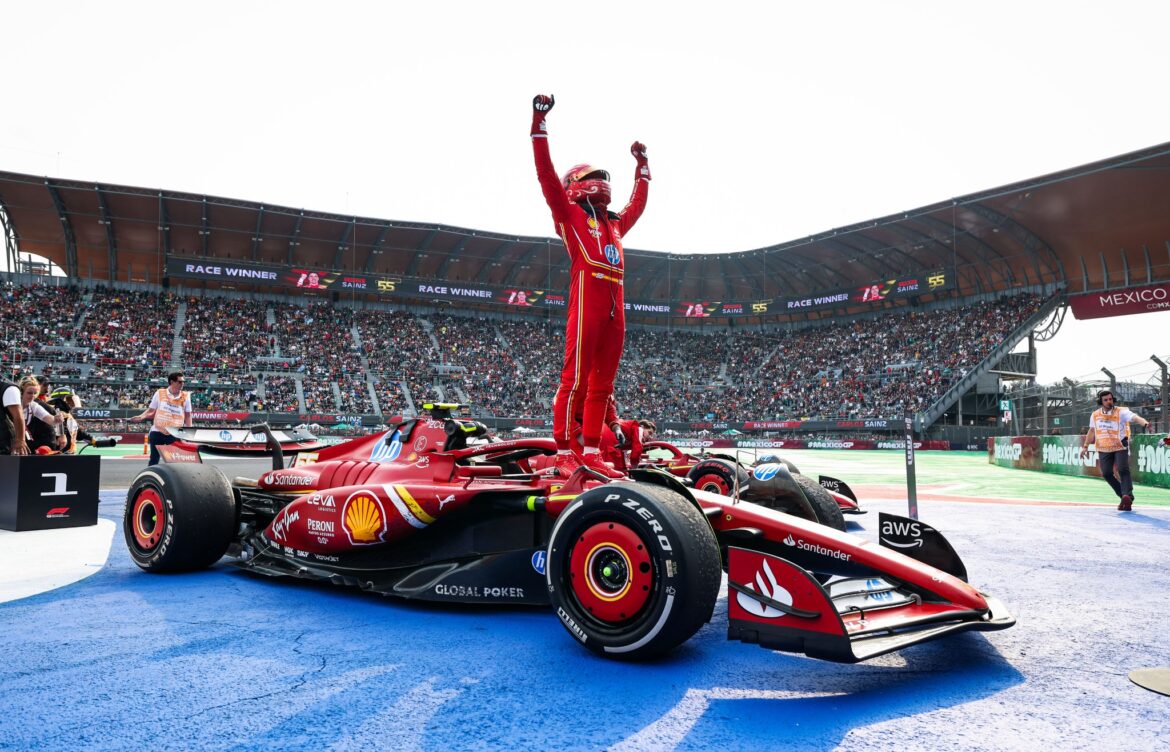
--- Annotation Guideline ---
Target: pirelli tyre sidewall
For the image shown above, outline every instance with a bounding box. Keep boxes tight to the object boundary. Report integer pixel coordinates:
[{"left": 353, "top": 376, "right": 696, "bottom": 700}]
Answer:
[
  {"left": 546, "top": 482, "right": 721, "bottom": 661},
  {"left": 124, "top": 463, "right": 237, "bottom": 573},
  {"left": 687, "top": 457, "right": 749, "bottom": 496}
]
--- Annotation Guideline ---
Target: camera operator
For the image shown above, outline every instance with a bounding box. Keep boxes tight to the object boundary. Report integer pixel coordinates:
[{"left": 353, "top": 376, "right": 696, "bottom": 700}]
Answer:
[
  {"left": 20, "top": 376, "right": 64, "bottom": 453},
  {"left": 48, "top": 386, "right": 88, "bottom": 454},
  {"left": 31, "top": 375, "right": 67, "bottom": 451}
]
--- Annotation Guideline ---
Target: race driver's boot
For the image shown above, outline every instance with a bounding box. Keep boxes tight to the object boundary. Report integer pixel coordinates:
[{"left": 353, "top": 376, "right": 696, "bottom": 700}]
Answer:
[
  {"left": 579, "top": 451, "right": 624, "bottom": 479},
  {"left": 553, "top": 452, "right": 582, "bottom": 477},
  {"left": 1118, "top": 494, "right": 1133, "bottom": 511}
]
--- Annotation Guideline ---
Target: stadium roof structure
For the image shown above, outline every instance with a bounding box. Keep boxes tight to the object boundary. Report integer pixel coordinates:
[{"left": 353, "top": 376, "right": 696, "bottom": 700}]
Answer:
[{"left": 2, "top": 141, "right": 1169, "bottom": 321}]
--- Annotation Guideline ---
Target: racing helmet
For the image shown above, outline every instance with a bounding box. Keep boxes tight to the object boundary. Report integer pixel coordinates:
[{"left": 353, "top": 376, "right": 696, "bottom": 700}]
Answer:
[
  {"left": 755, "top": 453, "right": 781, "bottom": 467},
  {"left": 562, "top": 163, "right": 611, "bottom": 207}
]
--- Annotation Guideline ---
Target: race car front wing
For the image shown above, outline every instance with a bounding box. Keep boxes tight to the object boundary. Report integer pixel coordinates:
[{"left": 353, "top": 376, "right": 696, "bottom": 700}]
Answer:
[{"left": 725, "top": 546, "right": 1015, "bottom": 663}]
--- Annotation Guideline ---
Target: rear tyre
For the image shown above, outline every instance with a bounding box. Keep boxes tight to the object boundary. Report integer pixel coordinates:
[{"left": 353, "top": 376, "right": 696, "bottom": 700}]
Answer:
[
  {"left": 687, "top": 458, "right": 749, "bottom": 496},
  {"left": 546, "top": 482, "right": 722, "bottom": 660},
  {"left": 124, "top": 464, "right": 237, "bottom": 573}
]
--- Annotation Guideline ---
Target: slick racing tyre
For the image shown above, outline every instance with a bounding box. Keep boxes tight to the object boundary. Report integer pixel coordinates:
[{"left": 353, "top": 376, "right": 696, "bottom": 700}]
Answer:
[
  {"left": 792, "top": 474, "right": 846, "bottom": 532},
  {"left": 125, "top": 464, "right": 237, "bottom": 573},
  {"left": 546, "top": 482, "right": 721, "bottom": 661},
  {"left": 687, "top": 457, "right": 749, "bottom": 496},
  {"left": 750, "top": 466, "right": 847, "bottom": 532}
]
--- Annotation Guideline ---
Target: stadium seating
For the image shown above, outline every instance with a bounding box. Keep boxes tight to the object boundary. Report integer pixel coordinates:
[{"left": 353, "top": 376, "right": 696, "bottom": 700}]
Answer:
[{"left": 1, "top": 280, "right": 1044, "bottom": 423}]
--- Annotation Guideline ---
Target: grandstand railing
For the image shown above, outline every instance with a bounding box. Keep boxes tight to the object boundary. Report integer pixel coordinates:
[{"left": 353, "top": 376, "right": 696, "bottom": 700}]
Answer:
[{"left": 919, "top": 294, "right": 1064, "bottom": 429}]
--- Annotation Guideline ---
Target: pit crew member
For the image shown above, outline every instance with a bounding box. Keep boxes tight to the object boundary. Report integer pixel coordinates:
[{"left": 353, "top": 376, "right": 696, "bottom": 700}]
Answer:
[
  {"left": 131, "top": 371, "right": 193, "bottom": 466},
  {"left": 1080, "top": 389, "right": 1150, "bottom": 511}
]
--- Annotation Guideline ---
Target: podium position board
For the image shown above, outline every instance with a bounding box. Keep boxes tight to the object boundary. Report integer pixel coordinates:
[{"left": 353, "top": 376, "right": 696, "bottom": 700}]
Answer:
[{"left": 0, "top": 455, "right": 102, "bottom": 531}]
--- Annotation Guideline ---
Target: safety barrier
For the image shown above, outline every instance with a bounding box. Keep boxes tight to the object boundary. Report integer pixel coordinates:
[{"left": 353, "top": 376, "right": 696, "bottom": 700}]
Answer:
[{"left": 987, "top": 434, "right": 1170, "bottom": 489}]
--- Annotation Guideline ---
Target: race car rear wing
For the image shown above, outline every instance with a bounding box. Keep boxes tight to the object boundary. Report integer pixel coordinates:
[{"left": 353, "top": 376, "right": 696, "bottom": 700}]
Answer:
[
  {"left": 165, "top": 423, "right": 325, "bottom": 471},
  {"left": 725, "top": 547, "right": 1014, "bottom": 663}
]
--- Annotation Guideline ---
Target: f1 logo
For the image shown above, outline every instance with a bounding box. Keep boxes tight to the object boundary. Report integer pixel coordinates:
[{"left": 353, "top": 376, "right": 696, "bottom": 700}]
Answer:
[{"left": 41, "top": 472, "right": 78, "bottom": 497}]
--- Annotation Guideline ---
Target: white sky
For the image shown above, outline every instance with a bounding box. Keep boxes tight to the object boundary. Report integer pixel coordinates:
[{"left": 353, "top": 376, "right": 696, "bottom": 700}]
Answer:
[{"left": 1, "top": 1, "right": 1168, "bottom": 386}]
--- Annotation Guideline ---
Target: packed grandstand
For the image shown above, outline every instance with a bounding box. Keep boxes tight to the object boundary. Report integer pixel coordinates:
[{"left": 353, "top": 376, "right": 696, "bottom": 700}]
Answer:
[
  {"left": 3, "top": 141, "right": 1169, "bottom": 444},
  {"left": 1, "top": 279, "right": 1048, "bottom": 429}
]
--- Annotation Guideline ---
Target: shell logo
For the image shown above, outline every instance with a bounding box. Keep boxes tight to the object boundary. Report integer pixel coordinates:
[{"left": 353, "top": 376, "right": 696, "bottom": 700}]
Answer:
[{"left": 342, "top": 490, "right": 387, "bottom": 545}]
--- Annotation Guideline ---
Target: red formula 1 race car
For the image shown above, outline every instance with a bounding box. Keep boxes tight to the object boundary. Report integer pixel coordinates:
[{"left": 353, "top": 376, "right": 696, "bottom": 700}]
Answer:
[
  {"left": 124, "top": 404, "right": 1013, "bottom": 663},
  {"left": 638, "top": 441, "right": 864, "bottom": 530}
]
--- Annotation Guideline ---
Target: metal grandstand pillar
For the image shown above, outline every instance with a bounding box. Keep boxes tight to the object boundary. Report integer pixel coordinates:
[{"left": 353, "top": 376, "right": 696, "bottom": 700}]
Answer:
[
  {"left": 200, "top": 197, "right": 210, "bottom": 257},
  {"left": 95, "top": 187, "right": 117, "bottom": 282},
  {"left": 0, "top": 194, "right": 17, "bottom": 274},
  {"left": 286, "top": 210, "right": 305, "bottom": 265},
  {"left": 435, "top": 235, "right": 471, "bottom": 279},
  {"left": 45, "top": 183, "right": 77, "bottom": 278},
  {"left": 251, "top": 206, "right": 266, "bottom": 261},
  {"left": 159, "top": 194, "right": 172, "bottom": 283},
  {"left": 963, "top": 203, "right": 1060, "bottom": 287},
  {"left": 503, "top": 243, "right": 540, "bottom": 286},
  {"left": 362, "top": 222, "right": 393, "bottom": 273},
  {"left": 1152, "top": 356, "right": 1168, "bottom": 433},
  {"left": 332, "top": 218, "right": 354, "bottom": 270}
]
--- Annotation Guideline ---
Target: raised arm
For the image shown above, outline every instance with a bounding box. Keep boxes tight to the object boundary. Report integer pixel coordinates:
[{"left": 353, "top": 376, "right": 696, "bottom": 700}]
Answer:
[
  {"left": 531, "top": 94, "right": 572, "bottom": 220},
  {"left": 617, "top": 141, "right": 651, "bottom": 234}
]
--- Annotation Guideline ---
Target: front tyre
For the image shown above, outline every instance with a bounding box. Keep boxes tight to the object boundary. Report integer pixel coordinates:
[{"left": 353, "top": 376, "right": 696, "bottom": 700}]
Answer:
[
  {"left": 793, "top": 474, "right": 846, "bottom": 532},
  {"left": 546, "top": 483, "right": 721, "bottom": 661},
  {"left": 124, "top": 464, "right": 237, "bottom": 573}
]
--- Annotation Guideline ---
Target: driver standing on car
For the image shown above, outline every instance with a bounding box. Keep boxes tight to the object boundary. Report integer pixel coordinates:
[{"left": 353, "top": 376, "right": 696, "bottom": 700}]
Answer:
[{"left": 531, "top": 93, "right": 650, "bottom": 479}]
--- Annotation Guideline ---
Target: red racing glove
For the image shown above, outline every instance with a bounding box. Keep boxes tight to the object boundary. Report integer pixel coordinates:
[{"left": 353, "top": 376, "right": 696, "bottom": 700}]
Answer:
[
  {"left": 532, "top": 94, "right": 554, "bottom": 137},
  {"left": 631, "top": 141, "right": 650, "bottom": 180}
]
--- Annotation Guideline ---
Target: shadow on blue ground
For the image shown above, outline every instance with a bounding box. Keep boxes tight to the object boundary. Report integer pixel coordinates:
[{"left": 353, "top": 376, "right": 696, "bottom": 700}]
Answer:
[
  {"left": 0, "top": 495, "right": 1023, "bottom": 751},
  {"left": 1120, "top": 511, "right": 1170, "bottom": 531}
]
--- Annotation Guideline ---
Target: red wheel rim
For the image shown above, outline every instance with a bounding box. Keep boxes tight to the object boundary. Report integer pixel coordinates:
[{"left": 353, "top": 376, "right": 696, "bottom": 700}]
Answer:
[
  {"left": 693, "top": 473, "right": 730, "bottom": 495},
  {"left": 131, "top": 488, "right": 165, "bottom": 552},
  {"left": 569, "top": 522, "right": 654, "bottom": 623}
]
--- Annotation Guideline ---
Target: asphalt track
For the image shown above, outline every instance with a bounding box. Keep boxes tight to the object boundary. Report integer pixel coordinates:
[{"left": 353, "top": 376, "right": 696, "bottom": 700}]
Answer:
[{"left": 1, "top": 451, "right": 1168, "bottom": 751}]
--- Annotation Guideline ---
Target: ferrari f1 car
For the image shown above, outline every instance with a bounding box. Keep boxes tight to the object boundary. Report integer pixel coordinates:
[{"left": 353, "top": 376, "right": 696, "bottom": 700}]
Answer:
[
  {"left": 124, "top": 404, "right": 1013, "bottom": 663},
  {"left": 637, "top": 441, "right": 864, "bottom": 529}
]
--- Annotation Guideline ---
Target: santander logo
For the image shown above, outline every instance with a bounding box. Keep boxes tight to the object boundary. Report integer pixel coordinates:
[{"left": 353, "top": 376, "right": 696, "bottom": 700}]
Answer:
[{"left": 736, "top": 559, "right": 792, "bottom": 620}]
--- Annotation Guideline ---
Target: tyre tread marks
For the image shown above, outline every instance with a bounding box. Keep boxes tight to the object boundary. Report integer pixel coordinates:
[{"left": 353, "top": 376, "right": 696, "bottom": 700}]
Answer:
[
  {"left": 637, "top": 483, "right": 723, "bottom": 648},
  {"left": 124, "top": 464, "right": 236, "bottom": 573},
  {"left": 793, "top": 473, "right": 846, "bottom": 532}
]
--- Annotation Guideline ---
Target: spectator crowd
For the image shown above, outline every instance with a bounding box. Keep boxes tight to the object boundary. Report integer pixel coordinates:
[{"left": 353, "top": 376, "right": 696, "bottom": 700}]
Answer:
[{"left": 2, "top": 280, "right": 1045, "bottom": 424}]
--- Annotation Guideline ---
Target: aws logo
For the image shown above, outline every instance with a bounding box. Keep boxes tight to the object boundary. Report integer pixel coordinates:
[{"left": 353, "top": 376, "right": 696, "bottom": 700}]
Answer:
[{"left": 370, "top": 430, "right": 403, "bottom": 463}]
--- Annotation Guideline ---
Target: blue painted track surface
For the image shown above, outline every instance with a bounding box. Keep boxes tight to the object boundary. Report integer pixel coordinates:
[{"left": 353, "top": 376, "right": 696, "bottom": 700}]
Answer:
[{"left": 2, "top": 487, "right": 1168, "bottom": 751}]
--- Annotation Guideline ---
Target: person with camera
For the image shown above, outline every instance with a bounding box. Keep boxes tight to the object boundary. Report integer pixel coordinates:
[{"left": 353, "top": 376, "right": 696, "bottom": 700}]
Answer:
[
  {"left": 28, "top": 376, "right": 66, "bottom": 452},
  {"left": 47, "top": 386, "right": 89, "bottom": 454},
  {"left": 1080, "top": 389, "right": 1150, "bottom": 511},
  {"left": 18, "top": 376, "right": 65, "bottom": 453}
]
